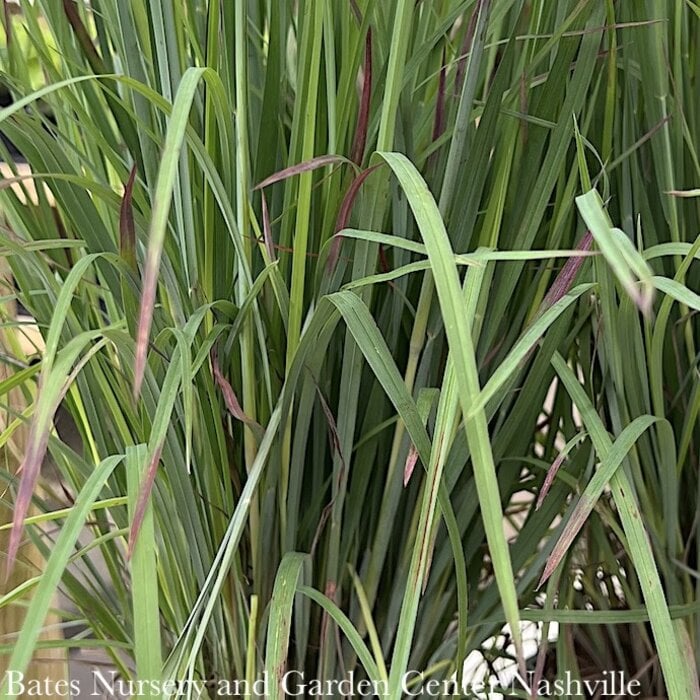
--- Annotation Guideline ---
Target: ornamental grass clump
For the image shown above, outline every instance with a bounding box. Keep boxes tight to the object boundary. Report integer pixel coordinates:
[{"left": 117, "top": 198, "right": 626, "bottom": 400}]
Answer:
[{"left": 0, "top": 1, "right": 699, "bottom": 698}]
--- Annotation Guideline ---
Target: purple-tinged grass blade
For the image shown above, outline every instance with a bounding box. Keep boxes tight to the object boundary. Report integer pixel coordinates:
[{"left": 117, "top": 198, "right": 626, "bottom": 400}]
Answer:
[
  {"left": 537, "top": 432, "right": 586, "bottom": 510},
  {"left": 540, "top": 231, "right": 594, "bottom": 312},
  {"left": 62, "top": 0, "right": 104, "bottom": 72},
  {"left": 211, "top": 347, "right": 263, "bottom": 438},
  {"left": 308, "top": 385, "right": 345, "bottom": 556},
  {"left": 327, "top": 164, "right": 382, "bottom": 274},
  {"left": 134, "top": 279, "right": 155, "bottom": 400},
  {"left": 378, "top": 245, "right": 390, "bottom": 273},
  {"left": 432, "top": 48, "right": 447, "bottom": 144},
  {"left": 471, "top": 231, "right": 594, "bottom": 409},
  {"left": 253, "top": 155, "right": 350, "bottom": 191},
  {"left": 127, "top": 442, "right": 164, "bottom": 559},
  {"left": 5, "top": 335, "right": 106, "bottom": 579},
  {"left": 133, "top": 67, "right": 205, "bottom": 401},
  {"left": 3, "top": 1, "right": 12, "bottom": 52},
  {"left": 119, "top": 164, "right": 138, "bottom": 271},
  {"left": 538, "top": 411, "right": 659, "bottom": 590},
  {"left": 536, "top": 453, "right": 566, "bottom": 511},
  {"left": 334, "top": 165, "right": 381, "bottom": 233},
  {"left": 454, "top": 2, "right": 479, "bottom": 95},
  {"left": 403, "top": 446, "right": 419, "bottom": 487},
  {"left": 5, "top": 395, "right": 52, "bottom": 581}
]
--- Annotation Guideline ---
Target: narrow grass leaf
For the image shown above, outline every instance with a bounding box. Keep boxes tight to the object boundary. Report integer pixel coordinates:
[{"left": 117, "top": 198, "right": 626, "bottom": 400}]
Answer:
[
  {"left": 1, "top": 455, "right": 123, "bottom": 697},
  {"left": 576, "top": 189, "right": 655, "bottom": 314},
  {"left": 376, "top": 151, "right": 526, "bottom": 677},
  {"left": 265, "top": 552, "right": 310, "bottom": 700},
  {"left": 134, "top": 67, "right": 206, "bottom": 398},
  {"left": 127, "top": 442, "right": 164, "bottom": 559},
  {"left": 253, "top": 155, "right": 352, "bottom": 190},
  {"left": 119, "top": 163, "right": 138, "bottom": 272},
  {"left": 126, "top": 444, "right": 163, "bottom": 689},
  {"left": 211, "top": 346, "right": 264, "bottom": 439},
  {"left": 298, "top": 584, "right": 380, "bottom": 682}
]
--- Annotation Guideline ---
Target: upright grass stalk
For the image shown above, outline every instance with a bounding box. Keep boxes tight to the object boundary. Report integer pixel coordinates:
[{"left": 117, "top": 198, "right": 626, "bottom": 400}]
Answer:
[
  {"left": 317, "top": 0, "right": 416, "bottom": 682},
  {"left": 233, "top": 0, "right": 261, "bottom": 591},
  {"left": 358, "top": 0, "right": 492, "bottom": 633}
]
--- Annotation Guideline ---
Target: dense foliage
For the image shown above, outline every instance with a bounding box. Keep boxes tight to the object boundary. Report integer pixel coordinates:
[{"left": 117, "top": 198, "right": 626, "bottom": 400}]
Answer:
[{"left": 1, "top": 1, "right": 699, "bottom": 697}]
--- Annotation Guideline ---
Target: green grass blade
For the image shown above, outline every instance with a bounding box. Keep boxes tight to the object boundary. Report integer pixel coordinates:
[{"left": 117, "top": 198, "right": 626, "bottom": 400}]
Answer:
[
  {"left": 377, "top": 151, "right": 526, "bottom": 674},
  {"left": 126, "top": 444, "right": 163, "bottom": 696}
]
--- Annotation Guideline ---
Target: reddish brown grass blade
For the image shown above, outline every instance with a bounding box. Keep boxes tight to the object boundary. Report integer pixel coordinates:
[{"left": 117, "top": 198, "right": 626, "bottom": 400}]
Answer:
[
  {"left": 327, "top": 164, "right": 382, "bottom": 274},
  {"left": 6, "top": 402, "right": 52, "bottom": 580},
  {"left": 253, "top": 155, "right": 349, "bottom": 191},
  {"left": 536, "top": 452, "right": 566, "bottom": 510},
  {"left": 3, "top": 1, "right": 12, "bottom": 51},
  {"left": 127, "top": 442, "right": 164, "bottom": 559},
  {"left": 487, "top": 231, "right": 595, "bottom": 420},
  {"left": 6, "top": 341, "right": 109, "bottom": 578},
  {"left": 403, "top": 446, "right": 420, "bottom": 487},
  {"left": 540, "top": 231, "right": 594, "bottom": 311},
  {"left": 308, "top": 384, "right": 344, "bottom": 556},
  {"left": 334, "top": 165, "right": 381, "bottom": 234},
  {"left": 378, "top": 245, "right": 390, "bottom": 273},
  {"left": 432, "top": 48, "right": 447, "bottom": 144},
  {"left": 537, "top": 490, "right": 596, "bottom": 589},
  {"left": 455, "top": 2, "right": 479, "bottom": 95},
  {"left": 119, "top": 164, "right": 138, "bottom": 271},
  {"left": 211, "top": 347, "right": 263, "bottom": 437},
  {"left": 63, "top": 0, "right": 105, "bottom": 73}
]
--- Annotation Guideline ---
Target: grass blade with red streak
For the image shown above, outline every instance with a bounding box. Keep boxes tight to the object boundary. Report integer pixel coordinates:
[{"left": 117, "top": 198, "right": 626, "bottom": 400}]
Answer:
[
  {"left": 6, "top": 387, "right": 51, "bottom": 581},
  {"left": 119, "top": 164, "right": 138, "bottom": 272},
  {"left": 6, "top": 330, "right": 107, "bottom": 578},
  {"left": 253, "top": 155, "right": 352, "bottom": 191},
  {"left": 3, "top": 1, "right": 12, "bottom": 54},
  {"left": 327, "top": 164, "right": 382, "bottom": 274},
  {"left": 540, "top": 231, "right": 594, "bottom": 312},
  {"left": 6, "top": 253, "right": 104, "bottom": 577},
  {"left": 315, "top": 384, "right": 345, "bottom": 471},
  {"left": 536, "top": 432, "right": 586, "bottom": 510},
  {"left": 432, "top": 48, "right": 447, "bottom": 144},
  {"left": 454, "top": 1, "right": 479, "bottom": 95},
  {"left": 538, "top": 396, "right": 659, "bottom": 588},
  {"left": 1, "top": 455, "right": 122, "bottom": 695},
  {"left": 62, "top": 0, "right": 104, "bottom": 73},
  {"left": 127, "top": 442, "right": 164, "bottom": 558},
  {"left": 403, "top": 447, "right": 419, "bottom": 487},
  {"left": 134, "top": 67, "right": 205, "bottom": 399},
  {"left": 403, "top": 388, "right": 438, "bottom": 487},
  {"left": 211, "top": 347, "right": 264, "bottom": 440},
  {"left": 126, "top": 445, "right": 162, "bottom": 687}
]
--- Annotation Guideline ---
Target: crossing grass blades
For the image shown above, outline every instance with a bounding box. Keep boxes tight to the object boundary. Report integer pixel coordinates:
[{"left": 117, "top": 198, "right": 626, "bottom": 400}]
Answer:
[{"left": 0, "top": 1, "right": 699, "bottom": 698}]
